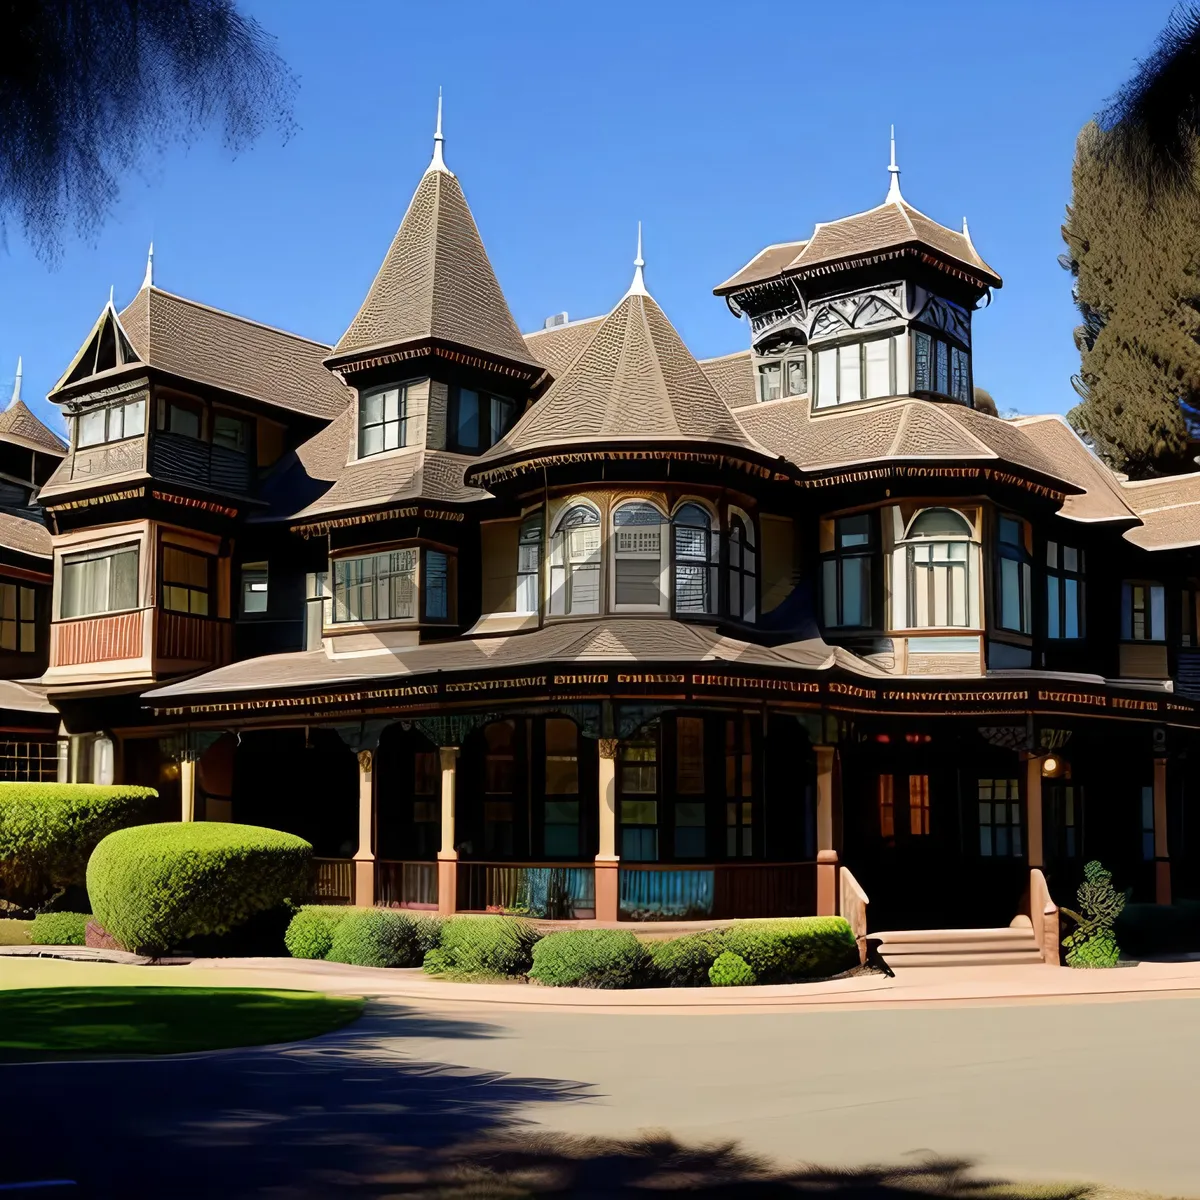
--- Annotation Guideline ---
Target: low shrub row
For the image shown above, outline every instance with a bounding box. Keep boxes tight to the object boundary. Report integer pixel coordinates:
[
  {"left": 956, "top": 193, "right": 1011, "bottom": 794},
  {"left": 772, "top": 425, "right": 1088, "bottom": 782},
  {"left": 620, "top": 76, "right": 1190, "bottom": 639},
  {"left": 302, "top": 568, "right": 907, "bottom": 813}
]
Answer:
[
  {"left": 283, "top": 908, "right": 859, "bottom": 989},
  {"left": 29, "top": 911, "right": 91, "bottom": 946}
]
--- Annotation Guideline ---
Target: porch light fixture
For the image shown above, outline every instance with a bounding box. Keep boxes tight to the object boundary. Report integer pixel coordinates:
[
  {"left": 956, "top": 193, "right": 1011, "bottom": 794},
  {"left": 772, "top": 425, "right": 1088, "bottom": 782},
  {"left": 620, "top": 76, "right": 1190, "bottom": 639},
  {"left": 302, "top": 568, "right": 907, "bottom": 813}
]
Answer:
[{"left": 1041, "top": 755, "right": 1061, "bottom": 777}]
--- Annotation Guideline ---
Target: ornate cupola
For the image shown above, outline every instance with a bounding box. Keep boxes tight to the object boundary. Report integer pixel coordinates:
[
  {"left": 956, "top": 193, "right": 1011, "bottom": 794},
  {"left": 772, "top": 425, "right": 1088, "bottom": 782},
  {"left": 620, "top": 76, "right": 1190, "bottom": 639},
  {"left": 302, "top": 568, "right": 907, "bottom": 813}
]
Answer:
[{"left": 714, "top": 131, "right": 1002, "bottom": 412}]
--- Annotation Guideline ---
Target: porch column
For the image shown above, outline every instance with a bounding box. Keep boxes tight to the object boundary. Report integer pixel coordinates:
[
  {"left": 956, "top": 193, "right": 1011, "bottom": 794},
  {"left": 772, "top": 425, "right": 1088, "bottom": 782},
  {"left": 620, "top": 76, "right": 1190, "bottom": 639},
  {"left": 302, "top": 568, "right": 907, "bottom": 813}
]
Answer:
[
  {"left": 1024, "top": 755, "right": 1044, "bottom": 868},
  {"left": 1154, "top": 755, "right": 1171, "bottom": 905},
  {"left": 437, "top": 746, "right": 460, "bottom": 916},
  {"left": 353, "top": 750, "right": 375, "bottom": 906},
  {"left": 595, "top": 738, "right": 620, "bottom": 922},
  {"left": 180, "top": 758, "right": 196, "bottom": 823},
  {"left": 815, "top": 744, "right": 838, "bottom": 917}
]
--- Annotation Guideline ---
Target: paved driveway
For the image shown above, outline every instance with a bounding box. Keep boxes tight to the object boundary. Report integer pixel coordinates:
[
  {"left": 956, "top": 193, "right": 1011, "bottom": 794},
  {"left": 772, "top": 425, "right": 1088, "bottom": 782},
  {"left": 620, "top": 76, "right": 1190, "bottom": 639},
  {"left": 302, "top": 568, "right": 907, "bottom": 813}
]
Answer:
[{"left": 2, "top": 995, "right": 1198, "bottom": 1197}]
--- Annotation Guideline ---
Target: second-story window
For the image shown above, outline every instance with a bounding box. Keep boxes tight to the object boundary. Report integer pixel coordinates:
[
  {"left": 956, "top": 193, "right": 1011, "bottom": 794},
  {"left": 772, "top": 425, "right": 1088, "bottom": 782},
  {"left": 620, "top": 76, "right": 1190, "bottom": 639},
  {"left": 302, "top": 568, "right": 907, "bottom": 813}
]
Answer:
[
  {"left": 516, "top": 513, "right": 542, "bottom": 614},
  {"left": 359, "top": 386, "right": 408, "bottom": 457},
  {"left": 334, "top": 549, "right": 416, "bottom": 622},
  {"left": 213, "top": 414, "right": 249, "bottom": 454},
  {"left": 1122, "top": 582, "right": 1165, "bottom": 641},
  {"left": 448, "top": 387, "right": 517, "bottom": 453},
  {"left": 904, "top": 508, "right": 975, "bottom": 629},
  {"left": 240, "top": 562, "right": 268, "bottom": 614},
  {"left": 612, "top": 502, "right": 667, "bottom": 611},
  {"left": 61, "top": 544, "right": 139, "bottom": 618},
  {"left": 996, "top": 516, "right": 1032, "bottom": 635},
  {"left": 728, "top": 511, "right": 757, "bottom": 621},
  {"left": 672, "top": 503, "right": 717, "bottom": 616},
  {"left": 813, "top": 335, "right": 899, "bottom": 408},
  {"left": 822, "top": 512, "right": 876, "bottom": 629},
  {"left": 549, "top": 505, "right": 601, "bottom": 616},
  {"left": 913, "top": 330, "right": 971, "bottom": 403},
  {"left": 162, "top": 547, "right": 211, "bottom": 616},
  {"left": 0, "top": 583, "right": 36, "bottom": 653},
  {"left": 166, "top": 401, "right": 202, "bottom": 440},
  {"left": 1047, "top": 542, "right": 1085, "bottom": 639},
  {"left": 77, "top": 398, "right": 146, "bottom": 448},
  {"left": 757, "top": 354, "right": 807, "bottom": 402}
]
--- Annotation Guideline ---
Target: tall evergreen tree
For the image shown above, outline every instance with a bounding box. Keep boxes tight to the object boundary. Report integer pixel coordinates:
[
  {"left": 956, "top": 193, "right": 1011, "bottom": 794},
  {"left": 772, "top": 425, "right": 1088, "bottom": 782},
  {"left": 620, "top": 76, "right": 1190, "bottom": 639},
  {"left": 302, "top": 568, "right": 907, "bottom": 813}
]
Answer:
[{"left": 1062, "top": 7, "right": 1200, "bottom": 478}]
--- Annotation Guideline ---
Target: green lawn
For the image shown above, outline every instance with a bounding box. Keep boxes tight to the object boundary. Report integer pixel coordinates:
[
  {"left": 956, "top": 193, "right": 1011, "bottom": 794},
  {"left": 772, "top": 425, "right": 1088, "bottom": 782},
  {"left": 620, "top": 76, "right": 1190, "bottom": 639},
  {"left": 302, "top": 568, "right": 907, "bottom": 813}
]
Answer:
[
  {"left": 0, "top": 918, "right": 31, "bottom": 946},
  {"left": 0, "top": 987, "right": 363, "bottom": 1059}
]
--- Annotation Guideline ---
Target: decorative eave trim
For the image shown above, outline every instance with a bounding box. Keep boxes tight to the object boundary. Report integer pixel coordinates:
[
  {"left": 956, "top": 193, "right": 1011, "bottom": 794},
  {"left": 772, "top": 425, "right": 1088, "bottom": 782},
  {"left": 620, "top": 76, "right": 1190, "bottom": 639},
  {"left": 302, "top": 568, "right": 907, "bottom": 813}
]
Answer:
[
  {"left": 291, "top": 503, "right": 469, "bottom": 539},
  {"left": 790, "top": 462, "right": 1070, "bottom": 501},
  {"left": 325, "top": 337, "right": 541, "bottom": 383},
  {"left": 44, "top": 486, "right": 147, "bottom": 513}
]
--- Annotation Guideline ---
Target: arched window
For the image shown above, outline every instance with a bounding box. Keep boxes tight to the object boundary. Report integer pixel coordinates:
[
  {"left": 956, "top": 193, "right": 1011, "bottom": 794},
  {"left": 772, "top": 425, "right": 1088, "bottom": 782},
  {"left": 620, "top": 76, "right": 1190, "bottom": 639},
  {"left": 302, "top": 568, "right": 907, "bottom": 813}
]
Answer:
[
  {"left": 728, "top": 511, "right": 757, "bottom": 622},
  {"left": 672, "top": 503, "right": 717, "bottom": 616},
  {"left": 612, "top": 501, "right": 667, "bottom": 611},
  {"left": 904, "top": 508, "right": 975, "bottom": 628},
  {"left": 549, "top": 504, "right": 601, "bottom": 616},
  {"left": 516, "top": 512, "right": 542, "bottom": 614}
]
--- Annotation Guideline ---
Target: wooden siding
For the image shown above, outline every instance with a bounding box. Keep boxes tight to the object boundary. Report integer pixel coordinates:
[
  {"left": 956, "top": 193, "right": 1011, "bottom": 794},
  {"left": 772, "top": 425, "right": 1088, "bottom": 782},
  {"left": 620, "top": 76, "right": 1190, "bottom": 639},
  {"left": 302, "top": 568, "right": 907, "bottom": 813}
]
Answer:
[
  {"left": 1120, "top": 642, "right": 1169, "bottom": 680},
  {"left": 51, "top": 610, "right": 144, "bottom": 666},
  {"left": 156, "top": 611, "right": 230, "bottom": 663}
]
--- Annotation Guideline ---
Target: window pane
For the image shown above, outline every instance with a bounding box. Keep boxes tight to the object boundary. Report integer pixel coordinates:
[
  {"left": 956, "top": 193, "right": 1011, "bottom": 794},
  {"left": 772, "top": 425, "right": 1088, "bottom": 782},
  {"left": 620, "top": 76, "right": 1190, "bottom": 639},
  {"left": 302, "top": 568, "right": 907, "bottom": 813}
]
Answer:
[
  {"left": 622, "top": 826, "right": 657, "bottom": 862},
  {"left": 424, "top": 550, "right": 449, "bottom": 620},
  {"left": 841, "top": 556, "right": 869, "bottom": 626},
  {"left": 816, "top": 348, "right": 837, "bottom": 406},
  {"left": 1151, "top": 585, "right": 1165, "bottom": 640},
  {"left": 78, "top": 409, "right": 106, "bottom": 447},
  {"left": 864, "top": 338, "right": 891, "bottom": 398},
  {"left": 213, "top": 415, "right": 246, "bottom": 452},
  {"left": 1064, "top": 578, "right": 1080, "bottom": 638},
  {"left": 456, "top": 389, "right": 480, "bottom": 449},
  {"left": 676, "top": 717, "right": 705, "bottom": 793},
  {"left": 758, "top": 363, "right": 781, "bottom": 402},
  {"left": 19, "top": 587, "right": 33, "bottom": 621},
  {"left": 621, "top": 799, "right": 658, "bottom": 824},
  {"left": 1047, "top": 574, "right": 1060, "bottom": 638},
  {"left": 544, "top": 823, "right": 579, "bottom": 858},
  {"left": 490, "top": 396, "right": 515, "bottom": 444},
  {"left": 1000, "top": 557, "right": 1021, "bottom": 630},
  {"left": 1046, "top": 540, "right": 1058, "bottom": 568},
  {"left": 675, "top": 825, "right": 706, "bottom": 858},
  {"left": 361, "top": 424, "right": 383, "bottom": 457},
  {"left": 110, "top": 549, "right": 139, "bottom": 611},
  {"left": 616, "top": 558, "right": 661, "bottom": 607},
  {"left": 124, "top": 399, "right": 146, "bottom": 438},
  {"left": 1063, "top": 546, "right": 1078, "bottom": 572},
  {"left": 935, "top": 339, "right": 950, "bottom": 394},
  {"left": 241, "top": 563, "right": 268, "bottom": 614},
  {"left": 822, "top": 559, "right": 838, "bottom": 626},
  {"left": 169, "top": 404, "right": 201, "bottom": 439},
  {"left": 362, "top": 392, "right": 383, "bottom": 424},
  {"left": 786, "top": 357, "right": 807, "bottom": 397},
  {"left": 839, "top": 344, "right": 861, "bottom": 403},
  {"left": 838, "top": 514, "right": 871, "bottom": 548},
  {"left": 913, "top": 331, "right": 932, "bottom": 391}
]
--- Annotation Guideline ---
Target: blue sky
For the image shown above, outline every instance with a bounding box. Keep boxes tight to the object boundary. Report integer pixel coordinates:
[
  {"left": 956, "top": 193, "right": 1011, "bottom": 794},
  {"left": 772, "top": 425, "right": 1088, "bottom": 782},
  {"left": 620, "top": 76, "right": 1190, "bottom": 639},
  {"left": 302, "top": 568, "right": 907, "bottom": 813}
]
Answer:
[{"left": 0, "top": 0, "right": 1181, "bottom": 435}]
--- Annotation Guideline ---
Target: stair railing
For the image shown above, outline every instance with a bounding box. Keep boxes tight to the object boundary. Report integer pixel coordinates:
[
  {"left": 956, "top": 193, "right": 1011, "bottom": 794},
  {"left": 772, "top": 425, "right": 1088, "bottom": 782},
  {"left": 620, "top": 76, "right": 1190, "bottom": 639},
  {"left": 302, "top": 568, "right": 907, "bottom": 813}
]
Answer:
[
  {"left": 1029, "top": 868, "right": 1060, "bottom": 965},
  {"left": 839, "top": 866, "right": 870, "bottom": 965}
]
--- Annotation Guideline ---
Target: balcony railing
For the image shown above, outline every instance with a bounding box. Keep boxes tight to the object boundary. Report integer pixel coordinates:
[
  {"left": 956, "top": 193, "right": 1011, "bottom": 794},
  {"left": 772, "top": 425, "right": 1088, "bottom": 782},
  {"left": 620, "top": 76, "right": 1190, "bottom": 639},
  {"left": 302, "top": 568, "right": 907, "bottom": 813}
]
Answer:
[
  {"left": 618, "top": 862, "right": 817, "bottom": 921},
  {"left": 377, "top": 860, "right": 438, "bottom": 909},
  {"left": 151, "top": 431, "right": 252, "bottom": 495},
  {"left": 306, "top": 857, "right": 354, "bottom": 905},
  {"left": 457, "top": 862, "right": 596, "bottom": 919},
  {"left": 51, "top": 609, "right": 145, "bottom": 667},
  {"left": 156, "top": 611, "right": 231, "bottom": 663}
]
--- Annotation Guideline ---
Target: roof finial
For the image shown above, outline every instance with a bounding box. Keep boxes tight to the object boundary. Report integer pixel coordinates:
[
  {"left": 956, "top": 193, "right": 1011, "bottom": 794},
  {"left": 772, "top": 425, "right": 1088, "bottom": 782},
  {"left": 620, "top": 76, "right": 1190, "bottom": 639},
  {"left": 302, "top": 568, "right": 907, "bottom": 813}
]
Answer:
[
  {"left": 9, "top": 356, "right": 22, "bottom": 408},
  {"left": 886, "top": 124, "right": 903, "bottom": 203},
  {"left": 142, "top": 241, "right": 154, "bottom": 290},
  {"left": 627, "top": 221, "right": 648, "bottom": 297},
  {"left": 428, "top": 87, "right": 448, "bottom": 173},
  {"left": 961, "top": 216, "right": 974, "bottom": 244}
]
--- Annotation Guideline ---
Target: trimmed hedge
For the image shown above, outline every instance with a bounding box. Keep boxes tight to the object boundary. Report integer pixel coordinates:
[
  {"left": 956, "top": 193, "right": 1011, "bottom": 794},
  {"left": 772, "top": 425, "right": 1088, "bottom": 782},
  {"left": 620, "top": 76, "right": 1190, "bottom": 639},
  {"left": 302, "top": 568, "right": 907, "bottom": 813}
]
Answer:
[
  {"left": 709, "top": 951, "right": 756, "bottom": 987},
  {"left": 529, "top": 929, "right": 650, "bottom": 988},
  {"left": 87, "top": 822, "right": 312, "bottom": 954},
  {"left": 285, "top": 906, "right": 352, "bottom": 960},
  {"left": 423, "top": 915, "right": 539, "bottom": 978},
  {"left": 0, "top": 784, "right": 158, "bottom": 908},
  {"left": 645, "top": 930, "right": 725, "bottom": 987},
  {"left": 30, "top": 911, "right": 91, "bottom": 946},
  {"left": 721, "top": 917, "right": 858, "bottom": 983},
  {"left": 327, "top": 908, "right": 430, "bottom": 969}
]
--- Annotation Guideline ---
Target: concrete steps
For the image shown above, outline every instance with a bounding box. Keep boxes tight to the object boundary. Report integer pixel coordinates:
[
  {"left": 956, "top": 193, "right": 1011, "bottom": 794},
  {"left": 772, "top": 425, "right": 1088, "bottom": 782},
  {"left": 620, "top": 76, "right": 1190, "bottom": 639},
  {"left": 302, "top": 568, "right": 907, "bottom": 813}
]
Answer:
[{"left": 869, "top": 921, "right": 1046, "bottom": 970}]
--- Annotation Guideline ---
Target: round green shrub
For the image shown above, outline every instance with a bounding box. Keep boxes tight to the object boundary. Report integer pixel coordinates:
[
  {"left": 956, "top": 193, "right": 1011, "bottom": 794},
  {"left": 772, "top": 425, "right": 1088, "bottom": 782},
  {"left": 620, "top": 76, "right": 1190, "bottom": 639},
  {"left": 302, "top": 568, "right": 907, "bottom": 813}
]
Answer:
[
  {"left": 30, "top": 911, "right": 91, "bottom": 946},
  {"left": 646, "top": 930, "right": 725, "bottom": 987},
  {"left": 708, "top": 950, "right": 756, "bottom": 987},
  {"left": 285, "top": 905, "right": 352, "bottom": 960},
  {"left": 722, "top": 917, "right": 858, "bottom": 984},
  {"left": 0, "top": 784, "right": 158, "bottom": 908},
  {"left": 327, "top": 908, "right": 428, "bottom": 968},
  {"left": 87, "top": 822, "right": 312, "bottom": 954},
  {"left": 422, "top": 915, "right": 539, "bottom": 978},
  {"left": 529, "top": 929, "right": 650, "bottom": 988}
]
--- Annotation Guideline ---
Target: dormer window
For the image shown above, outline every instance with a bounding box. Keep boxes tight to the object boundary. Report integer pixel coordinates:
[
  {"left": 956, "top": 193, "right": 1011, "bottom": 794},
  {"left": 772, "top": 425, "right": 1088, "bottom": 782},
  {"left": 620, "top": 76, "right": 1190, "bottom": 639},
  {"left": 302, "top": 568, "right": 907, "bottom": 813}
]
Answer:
[
  {"left": 913, "top": 330, "right": 971, "bottom": 403},
  {"left": 359, "top": 386, "right": 408, "bottom": 458},
  {"left": 813, "top": 334, "right": 899, "bottom": 408},
  {"left": 76, "top": 397, "right": 146, "bottom": 448},
  {"left": 756, "top": 355, "right": 807, "bottom": 402},
  {"left": 448, "top": 387, "right": 518, "bottom": 454}
]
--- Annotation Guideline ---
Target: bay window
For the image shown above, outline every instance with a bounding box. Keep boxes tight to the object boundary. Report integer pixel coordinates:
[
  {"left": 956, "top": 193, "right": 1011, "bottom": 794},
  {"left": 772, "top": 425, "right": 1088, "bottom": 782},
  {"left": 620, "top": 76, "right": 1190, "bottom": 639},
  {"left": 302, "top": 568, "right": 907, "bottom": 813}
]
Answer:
[
  {"left": 612, "top": 502, "right": 667, "bottom": 610},
  {"left": 1046, "top": 541, "right": 1085, "bottom": 639},
  {"left": 76, "top": 397, "right": 146, "bottom": 448},
  {"left": 996, "top": 515, "right": 1032, "bottom": 634},
  {"left": 516, "top": 513, "right": 542, "bottom": 614},
  {"left": 913, "top": 329, "right": 971, "bottom": 403},
  {"left": 727, "top": 511, "right": 757, "bottom": 622},
  {"left": 358, "top": 386, "right": 408, "bottom": 457},
  {"left": 162, "top": 546, "right": 211, "bottom": 615},
  {"left": 822, "top": 512, "right": 875, "bottom": 629},
  {"left": 549, "top": 505, "right": 601, "bottom": 616},
  {"left": 1122, "top": 582, "right": 1165, "bottom": 641},
  {"left": 672, "top": 503, "right": 717, "bottom": 616},
  {"left": 904, "top": 508, "right": 975, "bottom": 628},
  {"left": 332, "top": 547, "right": 453, "bottom": 624},
  {"left": 813, "top": 334, "right": 899, "bottom": 408},
  {"left": 61, "top": 544, "right": 139, "bottom": 618}
]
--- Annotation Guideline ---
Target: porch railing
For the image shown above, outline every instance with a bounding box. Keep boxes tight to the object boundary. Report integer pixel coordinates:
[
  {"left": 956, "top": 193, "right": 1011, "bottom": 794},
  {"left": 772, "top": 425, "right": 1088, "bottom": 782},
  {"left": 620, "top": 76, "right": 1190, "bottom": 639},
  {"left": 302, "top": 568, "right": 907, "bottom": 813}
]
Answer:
[
  {"left": 619, "top": 862, "right": 817, "bottom": 921},
  {"left": 377, "top": 860, "right": 439, "bottom": 909},
  {"left": 306, "top": 857, "right": 354, "bottom": 905},
  {"left": 457, "top": 862, "right": 596, "bottom": 919}
]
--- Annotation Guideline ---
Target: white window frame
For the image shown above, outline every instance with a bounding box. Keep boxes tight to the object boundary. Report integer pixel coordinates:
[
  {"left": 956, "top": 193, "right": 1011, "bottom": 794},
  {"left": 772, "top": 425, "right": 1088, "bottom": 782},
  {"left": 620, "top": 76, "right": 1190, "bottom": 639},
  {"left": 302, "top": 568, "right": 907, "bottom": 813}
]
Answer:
[
  {"left": 549, "top": 503, "right": 602, "bottom": 617},
  {"left": 515, "top": 512, "right": 543, "bottom": 616},
  {"left": 897, "top": 508, "right": 980, "bottom": 631},
  {"left": 610, "top": 500, "right": 669, "bottom": 614},
  {"left": 358, "top": 385, "right": 409, "bottom": 459},
  {"left": 331, "top": 548, "right": 420, "bottom": 625},
  {"left": 813, "top": 334, "right": 898, "bottom": 409},
  {"left": 59, "top": 543, "right": 141, "bottom": 620},
  {"left": 671, "top": 500, "right": 719, "bottom": 617},
  {"left": 75, "top": 398, "right": 147, "bottom": 449}
]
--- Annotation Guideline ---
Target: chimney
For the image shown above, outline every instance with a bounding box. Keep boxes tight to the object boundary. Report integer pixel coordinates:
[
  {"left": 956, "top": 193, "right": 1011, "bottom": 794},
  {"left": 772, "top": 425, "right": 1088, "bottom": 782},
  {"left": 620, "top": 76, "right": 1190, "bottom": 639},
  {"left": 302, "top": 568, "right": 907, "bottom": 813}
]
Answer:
[{"left": 543, "top": 312, "right": 569, "bottom": 330}]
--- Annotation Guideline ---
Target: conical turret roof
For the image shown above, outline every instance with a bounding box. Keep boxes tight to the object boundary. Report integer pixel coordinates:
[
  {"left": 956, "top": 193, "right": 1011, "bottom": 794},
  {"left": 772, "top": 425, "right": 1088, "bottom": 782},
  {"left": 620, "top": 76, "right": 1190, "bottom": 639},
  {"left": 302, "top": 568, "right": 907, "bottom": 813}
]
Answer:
[
  {"left": 329, "top": 123, "right": 536, "bottom": 371},
  {"left": 0, "top": 359, "right": 65, "bottom": 455}
]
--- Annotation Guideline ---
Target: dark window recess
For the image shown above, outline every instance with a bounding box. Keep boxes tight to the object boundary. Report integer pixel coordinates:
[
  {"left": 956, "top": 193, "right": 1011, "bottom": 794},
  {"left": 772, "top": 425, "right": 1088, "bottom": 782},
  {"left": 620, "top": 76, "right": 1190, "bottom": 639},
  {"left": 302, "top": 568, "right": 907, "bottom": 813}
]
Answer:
[
  {"left": 424, "top": 550, "right": 449, "bottom": 621},
  {"left": 0, "top": 584, "right": 36, "bottom": 653},
  {"left": 996, "top": 515, "right": 1031, "bottom": 634},
  {"left": 1046, "top": 541, "right": 1085, "bottom": 640},
  {"left": 912, "top": 329, "right": 971, "bottom": 403},
  {"left": 448, "top": 388, "right": 517, "bottom": 453},
  {"left": 240, "top": 563, "right": 268, "bottom": 615},
  {"left": 822, "top": 512, "right": 875, "bottom": 629}
]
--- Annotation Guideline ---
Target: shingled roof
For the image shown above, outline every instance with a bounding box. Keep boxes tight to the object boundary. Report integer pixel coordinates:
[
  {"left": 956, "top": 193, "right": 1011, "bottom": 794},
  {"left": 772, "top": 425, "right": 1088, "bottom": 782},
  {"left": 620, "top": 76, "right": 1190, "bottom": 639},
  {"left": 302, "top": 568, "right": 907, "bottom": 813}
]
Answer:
[
  {"left": 329, "top": 128, "right": 536, "bottom": 372},
  {"left": 523, "top": 315, "right": 605, "bottom": 376},
  {"left": 468, "top": 259, "right": 764, "bottom": 483}
]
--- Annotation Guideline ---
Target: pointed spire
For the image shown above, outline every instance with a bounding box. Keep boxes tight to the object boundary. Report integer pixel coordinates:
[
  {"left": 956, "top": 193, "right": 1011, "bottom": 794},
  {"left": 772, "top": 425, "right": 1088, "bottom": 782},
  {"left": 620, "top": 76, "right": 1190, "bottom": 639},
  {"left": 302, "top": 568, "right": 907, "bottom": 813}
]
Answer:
[
  {"left": 961, "top": 216, "right": 975, "bottom": 246},
  {"left": 626, "top": 222, "right": 648, "bottom": 297},
  {"left": 108, "top": 284, "right": 115, "bottom": 308},
  {"left": 886, "top": 124, "right": 903, "bottom": 204},
  {"left": 428, "top": 87, "right": 450, "bottom": 175},
  {"left": 142, "top": 241, "right": 154, "bottom": 290},
  {"left": 9, "top": 356, "right": 21, "bottom": 409}
]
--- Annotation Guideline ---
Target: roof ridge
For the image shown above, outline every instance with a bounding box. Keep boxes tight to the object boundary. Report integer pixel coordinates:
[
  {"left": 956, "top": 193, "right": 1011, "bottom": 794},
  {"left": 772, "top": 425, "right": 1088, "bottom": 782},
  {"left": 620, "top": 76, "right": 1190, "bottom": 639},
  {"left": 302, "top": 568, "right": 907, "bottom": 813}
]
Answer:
[
  {"left": 888, "top": 402, "right": 914, "bottom": 456},
  {"left": 136, "top": 286, "right": 333, "bottom": 352},
  {"left": 524, "top": 314, "right": 604, "bottom": 339},
  {"left": 926, "top": 401, "right": 996, "bottom": 456},
  {"left": 698, "top": 348, "right": 751, "bottom": 365}
]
